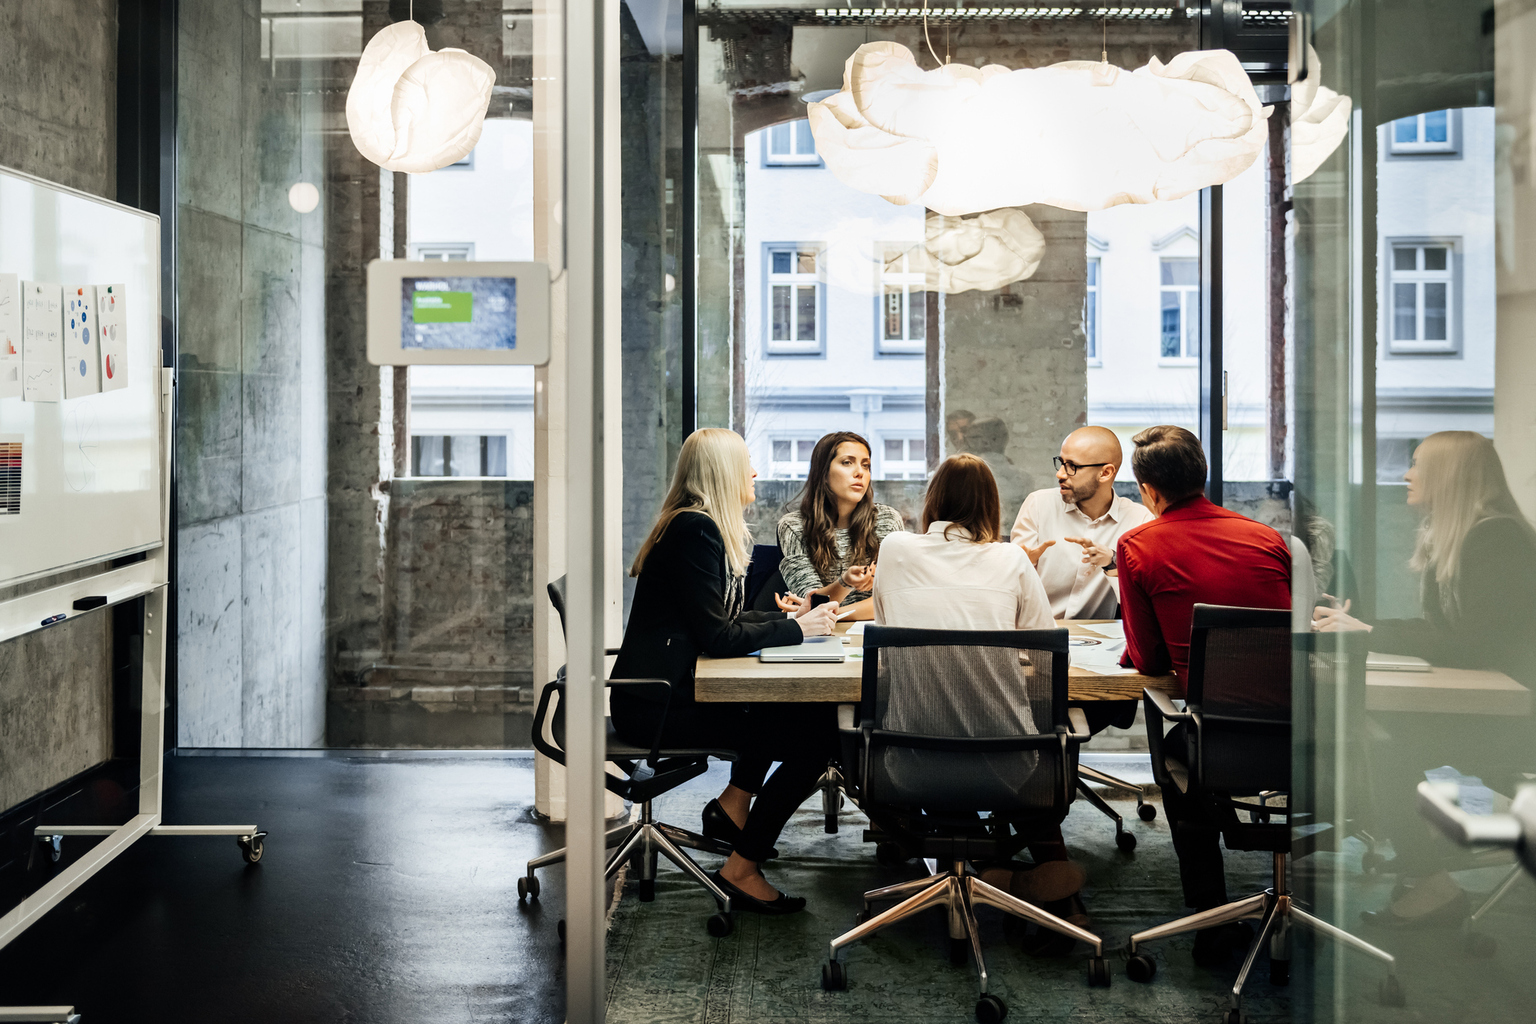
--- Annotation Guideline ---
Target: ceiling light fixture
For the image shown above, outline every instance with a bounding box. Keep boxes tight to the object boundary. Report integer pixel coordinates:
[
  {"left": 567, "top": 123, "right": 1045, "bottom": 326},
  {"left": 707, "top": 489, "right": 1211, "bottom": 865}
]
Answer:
[
  {"left": 808, "top": 40, "right": 1271, "bottom": 215},
  {"left": 346, "top": 18, "right": 494, "bottom": 174},
  {"left": 920, "top": 208, "right": 1045, "bottom": 293}
]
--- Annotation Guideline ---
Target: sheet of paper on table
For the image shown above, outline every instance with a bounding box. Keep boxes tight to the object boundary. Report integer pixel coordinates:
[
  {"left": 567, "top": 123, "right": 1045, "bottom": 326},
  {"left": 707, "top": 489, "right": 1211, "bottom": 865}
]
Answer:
[
  {"left": 1069, "top": 632, "right": 1137, "bottom": 675},
  {"left": 1081, "top": 620, "right": 1125, "bottom": 641},
  {"left": 845, "top": 621, "right": 867, "bottom": 635}
]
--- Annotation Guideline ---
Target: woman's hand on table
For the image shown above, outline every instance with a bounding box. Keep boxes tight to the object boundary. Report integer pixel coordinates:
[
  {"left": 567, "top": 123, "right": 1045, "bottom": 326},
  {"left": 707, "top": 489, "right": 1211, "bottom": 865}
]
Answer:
[
  {"left": 840, "top": 563, "right": 876, "bottom": 592},
  {"left": 774, "top": 590, "right": 805, "bottom": 614},
  {"left": 794, "top": 601, "right": 841, "bottom": 637},
  {"left": 1312, "top": 598, "right": 1372, "bottom": 632}
]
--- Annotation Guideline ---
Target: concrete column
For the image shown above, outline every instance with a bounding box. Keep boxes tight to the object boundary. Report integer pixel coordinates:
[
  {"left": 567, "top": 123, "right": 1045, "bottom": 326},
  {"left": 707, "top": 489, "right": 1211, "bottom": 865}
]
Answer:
[{"left": 1495, "top": 10, "right": 1536, "bottom": 518}]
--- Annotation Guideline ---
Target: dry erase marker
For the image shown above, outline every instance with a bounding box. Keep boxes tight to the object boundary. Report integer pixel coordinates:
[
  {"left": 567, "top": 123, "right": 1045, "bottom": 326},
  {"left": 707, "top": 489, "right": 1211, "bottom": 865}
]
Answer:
[{"left": 40, "top": 613, "right": 66, "bottom": 626}]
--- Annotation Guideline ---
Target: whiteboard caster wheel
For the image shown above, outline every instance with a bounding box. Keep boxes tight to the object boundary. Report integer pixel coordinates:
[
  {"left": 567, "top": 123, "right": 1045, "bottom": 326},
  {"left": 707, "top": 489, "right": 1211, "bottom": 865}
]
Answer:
[
  {"left": 42, "top": 834, "right": 63, "bottom": 863},
  {"left": 238, "top": 831, "right": 267, "bottom": 864}
]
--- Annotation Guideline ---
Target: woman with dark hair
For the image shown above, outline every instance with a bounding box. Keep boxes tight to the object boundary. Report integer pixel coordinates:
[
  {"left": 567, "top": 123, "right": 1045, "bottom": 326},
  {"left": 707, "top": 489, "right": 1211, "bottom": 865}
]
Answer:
[
  {"left": 872, "top": 455, "right": 1087, "bottom": 926},
  {"left": 776, "top": 431, "right": 905, "bottom": 618}
]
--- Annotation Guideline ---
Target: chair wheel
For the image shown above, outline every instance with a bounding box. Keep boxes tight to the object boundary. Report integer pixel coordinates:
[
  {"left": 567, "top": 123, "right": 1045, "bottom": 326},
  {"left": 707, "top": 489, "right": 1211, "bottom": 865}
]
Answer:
[
  {"left": 975, "top": 993, "right": 1007, "bottom": 1023},
  {"left": 557, "top": 919, "right": 566, "bottom": 944},
  {"left": 1379, "top": 975, "right": 1405, "bottom": 1007},
  {"left": 1466, "top": 932, "right": 1497, "bottom": 958},
  {"left": 1269, "top": 957, "right": 1289, "bottom": 986},
  {"left": 875, "top": 840, "right": 907, "bottom": 867},
  {"left": 951, "top": 937, "right": 969, "bottom": 966},
  {"left": 517, "top": 875, "right": 540, "bottom": 901},
  {"left": 1361, "top": 851, "right": 1385, "bottom": 873},
  {"left": 1137, "top": 803, "right": 1157, "bottom": 822},
  {"left": 855, "top": 907, "right": 873, "bottom": 925},
  {"left": 824, "top": 814, "right": 838, "bottom": 834},
  {"left": 638, "top": 878, "right": 655, "bottom": 902},
  {"left": 707, "top": 912, "right": 733, "bottom": 938},
  {"left": 1125, "top": 952, "right": 1156, "bottom": 983},
  {"left": 1115, "top": 830, "right": 1138, "bottom": 853},
  {"left": 821, "top": 959, "right": 847, "bottom": 991},
  {"left": 1088, "top": 955, "right": 1111, "bottom": 987},
  {"left": 1221, "top": 1009, "right": 1245, "bottom": 1024},
  {"left": 237, "top": 831, "right": 267, "bottom": 864}
]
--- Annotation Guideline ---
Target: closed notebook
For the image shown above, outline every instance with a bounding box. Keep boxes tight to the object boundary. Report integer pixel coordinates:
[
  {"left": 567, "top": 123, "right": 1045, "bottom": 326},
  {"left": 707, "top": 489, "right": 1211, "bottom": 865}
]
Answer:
[
  {"left": 1366, "top": 651, "right": 1432, "bottom": 673},
  {"left": 759, "top": 636, "right": 846, "bottom": 663}
]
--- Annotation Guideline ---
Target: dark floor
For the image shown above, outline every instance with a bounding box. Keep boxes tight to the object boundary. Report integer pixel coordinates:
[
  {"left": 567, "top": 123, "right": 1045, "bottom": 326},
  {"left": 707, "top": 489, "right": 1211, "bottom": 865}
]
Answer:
[{"left": 0, "top": 752, "right": 567, "bottom": 1024}]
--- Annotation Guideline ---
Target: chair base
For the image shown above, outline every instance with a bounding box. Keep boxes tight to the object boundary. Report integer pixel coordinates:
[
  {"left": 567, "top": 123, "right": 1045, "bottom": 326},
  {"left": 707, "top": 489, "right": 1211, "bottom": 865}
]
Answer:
[
  {"left": 522, "top": 799, "right": 736, "bottom": 924},
  {"left": 819, "top": 762, "right": 851, "bottom": 834},
  {"left": 1076, "top": 763, "right": 1154, "bottom": 853},
  {"left": 824, "top": 860, "right": 1108, "bottom": 1001},
  {"left": 1127, "top": 852, "right": 1399, "bottom": 1018}
]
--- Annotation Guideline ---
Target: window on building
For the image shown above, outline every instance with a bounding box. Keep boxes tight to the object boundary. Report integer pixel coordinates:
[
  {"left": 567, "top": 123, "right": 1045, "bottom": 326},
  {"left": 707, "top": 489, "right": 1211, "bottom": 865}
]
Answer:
[
  {"left": 1390, "top": 110, "right": 1456, "bottom": 155},
  {"left": 1388, "top": 242, "right": 1456, "bottom": 354},
  {"left": 765, "top": 118, "right": 820, "bottom": 166},
  {"left": 411, "top": 435, "right": 509, "bottom": 477},
  {"left": 1084, "top": 256, "right": 1101, "bottom": 363},
  {"left": 881, "top": 437, "right": 926, "bottom": 479},
  {"left": 769, "top": 437, "right": 819, "bottom": 478},
  {"left": 1159, "top": 257, "right": 1199, "bottom": 360},
  {"left": 766, "top": 246, "right": 823, "bottom": 355},
  {"left": 411, "top": 242, "right": 474, "bottom": 261},
  {"left": 878, "top": 244, "right": 927, "bottom": 355}
]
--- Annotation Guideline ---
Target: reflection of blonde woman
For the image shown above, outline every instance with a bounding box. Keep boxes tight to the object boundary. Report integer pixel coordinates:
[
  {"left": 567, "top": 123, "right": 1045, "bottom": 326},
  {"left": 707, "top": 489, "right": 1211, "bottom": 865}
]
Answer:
[
  {"left": 1315, "top": 431, "right": 1536, "bottom": 929},
  {"left": 1314, "top": 431, "right": 1536, "bottom": 683}
]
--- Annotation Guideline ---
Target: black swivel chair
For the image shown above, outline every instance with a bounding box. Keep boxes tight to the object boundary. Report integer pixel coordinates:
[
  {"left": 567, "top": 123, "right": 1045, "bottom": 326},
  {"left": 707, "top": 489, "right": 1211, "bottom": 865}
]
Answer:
[
  {"left": 519, "top": 577, "right": 738, "bottom": 936},
  {"left": 820, "top": 626, "right": 1110, "bottom": 1024},
  {"left": 1124, "top": 604, "right": 1401, "bottom": 1023}
]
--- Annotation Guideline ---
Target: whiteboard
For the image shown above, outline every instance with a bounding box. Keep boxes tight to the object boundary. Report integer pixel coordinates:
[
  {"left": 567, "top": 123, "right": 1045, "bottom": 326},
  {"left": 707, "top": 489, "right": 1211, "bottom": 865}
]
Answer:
[{"left": 0, "top": 166, "right": 162, "bottom": 587}]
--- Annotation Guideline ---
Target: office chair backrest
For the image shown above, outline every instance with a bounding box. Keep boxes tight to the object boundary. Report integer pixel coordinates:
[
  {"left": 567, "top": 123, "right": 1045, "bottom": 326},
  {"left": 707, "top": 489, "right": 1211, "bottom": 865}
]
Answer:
[
  {"left": 744, "top": 544, "right": 783, "bottom": 611},
  {"left": 548, "top": 575, "right": 568, "bottom": 640},
  {"left": 862, "top": 625, "right": 1070, "bottom": 813},
  {"left": 1187, "top": 603, "right": 1292, "bottom": 792}
]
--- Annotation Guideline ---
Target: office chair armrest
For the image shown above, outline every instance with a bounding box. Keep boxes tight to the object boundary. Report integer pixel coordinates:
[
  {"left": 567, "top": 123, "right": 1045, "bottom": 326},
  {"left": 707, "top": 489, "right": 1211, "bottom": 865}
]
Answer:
[
  {"left": 1144, "top": 687, "right": 1191, "bottom": 723},
  {"left": 529, "top": 681, "right": 564, "bottom": 763},
  {"left": 606, "top": 648, "right": 622, "bottom": 657},
  {"left": 605, "top": 678, "right": 673, "bottom": 766},
  {"left": 1065, "top": 707, "right": 1092, "bottom": 742}
]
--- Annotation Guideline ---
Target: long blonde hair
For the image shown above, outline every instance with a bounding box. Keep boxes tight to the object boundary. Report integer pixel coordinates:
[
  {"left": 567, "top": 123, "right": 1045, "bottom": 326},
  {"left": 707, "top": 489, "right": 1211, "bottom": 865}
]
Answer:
[
  {"left": 1409, "top": 431, "right": 1533, "bottom": 604},
  {"left": 631, "top": 428, "right": 754, "bottom": 578}
]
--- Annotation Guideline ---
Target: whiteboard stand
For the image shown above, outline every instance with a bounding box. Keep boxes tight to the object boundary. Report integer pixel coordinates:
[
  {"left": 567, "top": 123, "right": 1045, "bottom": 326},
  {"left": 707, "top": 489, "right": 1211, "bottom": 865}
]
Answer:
[{"left": 0, "top": 370, "right": 266, "bottom": 1022}]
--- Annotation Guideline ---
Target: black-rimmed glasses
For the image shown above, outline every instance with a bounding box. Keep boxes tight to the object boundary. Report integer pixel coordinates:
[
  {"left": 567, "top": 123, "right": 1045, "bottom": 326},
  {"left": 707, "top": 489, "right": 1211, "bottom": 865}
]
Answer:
[{"left": 1053, "top": 457, "right": 1111, "bottom": 476}]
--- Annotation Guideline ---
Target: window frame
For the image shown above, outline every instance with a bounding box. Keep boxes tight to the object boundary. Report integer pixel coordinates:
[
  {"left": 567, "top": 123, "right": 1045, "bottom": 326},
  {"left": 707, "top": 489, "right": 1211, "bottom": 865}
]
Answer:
[
  {"left": 763, "top": 243, "right": 826, "bottom": 357},
  {"left": 761, "top": 118, "right": 823, "bottom": 167},
  {"left": 1157, "top": 256, "right": 1200, "bottom": 365},
  {"left": 1387, "top": 109, "right": 1459, "bottom": 156},
  {"left": 875, "top": 242, "right": 928, "bottom": 357},
  {"left": 767, "top": 436, "right": 819, "bottom": 479},
  {"left": 1084, "top": 255, "right": 1102, "bottom": 365},
  {"left": 878, "top": 436, "right": 927, "bottom": 480},
  {"left": 1383, "top": 237, "right": 1461, "bottom": 357}
]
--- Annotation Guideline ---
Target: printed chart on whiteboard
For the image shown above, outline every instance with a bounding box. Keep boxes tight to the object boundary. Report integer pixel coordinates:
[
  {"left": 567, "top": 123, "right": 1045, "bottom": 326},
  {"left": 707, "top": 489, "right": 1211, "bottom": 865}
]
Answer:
[{"left": 0, "top": 436, "right": 19, "bottom": 515}]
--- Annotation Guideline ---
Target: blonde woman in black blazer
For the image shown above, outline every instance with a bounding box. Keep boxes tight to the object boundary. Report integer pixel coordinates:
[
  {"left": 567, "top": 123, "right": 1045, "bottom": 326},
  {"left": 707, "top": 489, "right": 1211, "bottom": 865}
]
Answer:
[{"left": 612, "top": 428, "right": 841, "bottom": 915}]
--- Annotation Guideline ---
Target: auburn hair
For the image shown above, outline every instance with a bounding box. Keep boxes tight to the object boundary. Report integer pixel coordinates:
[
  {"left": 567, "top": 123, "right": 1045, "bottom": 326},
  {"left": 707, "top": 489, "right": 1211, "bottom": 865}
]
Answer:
[
  {"left": 921, "top": 454, "right": 1002, "bottom": 543},
  {"left": 797, "top": 432, "right": 881, "bottom": 582}
]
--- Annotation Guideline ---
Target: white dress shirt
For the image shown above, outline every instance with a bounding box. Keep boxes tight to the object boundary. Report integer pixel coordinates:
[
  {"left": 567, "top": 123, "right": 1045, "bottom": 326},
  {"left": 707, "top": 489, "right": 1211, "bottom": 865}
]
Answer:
[
  {"left": 1009, "top": 488, "right": 1154, "bottom": 620},
  {"left": 873, "top": 522, "right": 1055, "bottom": 631}
]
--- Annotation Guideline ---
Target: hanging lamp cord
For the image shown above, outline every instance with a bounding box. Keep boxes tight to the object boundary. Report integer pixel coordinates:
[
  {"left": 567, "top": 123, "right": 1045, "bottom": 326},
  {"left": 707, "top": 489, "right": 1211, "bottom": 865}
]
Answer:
[{"left": 922, "top": 0, "right": 942, "bottom": 67}]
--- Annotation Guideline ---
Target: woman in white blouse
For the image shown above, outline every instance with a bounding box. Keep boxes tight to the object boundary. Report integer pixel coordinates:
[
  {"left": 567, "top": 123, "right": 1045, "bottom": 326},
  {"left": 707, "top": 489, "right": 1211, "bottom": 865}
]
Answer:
[{"left": 872, "top": 453, "right": 1087, "bottom": 922}]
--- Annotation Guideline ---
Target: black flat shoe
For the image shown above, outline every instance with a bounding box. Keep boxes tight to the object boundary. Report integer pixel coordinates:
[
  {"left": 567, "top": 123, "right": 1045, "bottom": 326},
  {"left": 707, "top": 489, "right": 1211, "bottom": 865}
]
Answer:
[
  {"left": 1361, "top": 887, "right": 1469, "bottom": 930},
  {"left": 708, "top": 870, "right": 807, "bottom": 915},
  {"left": 701, "top": 799, "right": 778, "bottom": 859}
]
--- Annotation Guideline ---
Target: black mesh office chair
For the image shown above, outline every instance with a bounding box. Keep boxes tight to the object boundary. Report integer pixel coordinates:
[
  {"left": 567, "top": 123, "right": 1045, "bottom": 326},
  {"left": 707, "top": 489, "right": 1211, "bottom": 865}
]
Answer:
[
  {"left": 820, "top": 625, "right": 1110, "bottom": 1024},
  {"left": 1124, "top": 604, "right": 1402, "bottom": 1023},
  {"left": 519, "top": 577, "right": 738, "bottom": 937}
]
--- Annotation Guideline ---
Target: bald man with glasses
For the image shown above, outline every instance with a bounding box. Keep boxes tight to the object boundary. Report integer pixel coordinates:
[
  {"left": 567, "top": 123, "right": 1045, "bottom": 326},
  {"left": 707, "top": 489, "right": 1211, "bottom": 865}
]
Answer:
[{"left": 1010, "top": 425, "right": 1154, "bottom": 621}]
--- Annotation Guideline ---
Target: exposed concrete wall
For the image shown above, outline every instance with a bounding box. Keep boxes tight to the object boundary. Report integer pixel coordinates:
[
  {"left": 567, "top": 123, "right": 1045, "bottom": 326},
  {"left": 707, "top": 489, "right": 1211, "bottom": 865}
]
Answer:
[
  {"left": 0, "top": 2, "right": 118, "bottom": 809},
  {"left": 175, "top": 0, "right": 328, "bottom": 747}
]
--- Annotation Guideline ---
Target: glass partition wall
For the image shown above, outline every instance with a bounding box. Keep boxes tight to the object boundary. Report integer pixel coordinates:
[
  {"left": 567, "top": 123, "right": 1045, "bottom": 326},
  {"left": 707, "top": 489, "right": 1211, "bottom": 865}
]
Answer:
[{"left": 679, "top": 2, "right": 1533, "bottom": 1021}]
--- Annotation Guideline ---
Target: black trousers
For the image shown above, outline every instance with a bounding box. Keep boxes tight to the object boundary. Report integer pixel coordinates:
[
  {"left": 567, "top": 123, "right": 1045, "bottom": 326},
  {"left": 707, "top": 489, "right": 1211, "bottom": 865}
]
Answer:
[
  {"left": 1156, "top": 723, "right": 1230, "bottom": 910},
  {"left": 613, "top": 696, "right": 839, "bottom": 864}
]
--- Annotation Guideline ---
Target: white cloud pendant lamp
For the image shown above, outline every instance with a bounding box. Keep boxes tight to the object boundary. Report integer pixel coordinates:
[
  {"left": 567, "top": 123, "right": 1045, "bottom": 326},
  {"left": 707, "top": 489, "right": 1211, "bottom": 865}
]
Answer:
[
  {"left": 923, "top": 207, "right": 1045, "bottom": 293},
  {"left": 347, "top": 20, "right": 495, "bottom": 174},
  {"left": 809, "top": 41, "right": 1271, "bottom": 216},
  {"left": 1289, "top": 45, "right": 1351, "bottom": 185}
]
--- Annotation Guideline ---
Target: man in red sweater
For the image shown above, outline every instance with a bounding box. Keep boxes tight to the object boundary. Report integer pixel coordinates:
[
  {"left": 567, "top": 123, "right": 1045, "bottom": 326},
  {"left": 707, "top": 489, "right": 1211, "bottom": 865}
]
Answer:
[{"left": 1115, "top": 425, "right": 1291, "bottom": 966}]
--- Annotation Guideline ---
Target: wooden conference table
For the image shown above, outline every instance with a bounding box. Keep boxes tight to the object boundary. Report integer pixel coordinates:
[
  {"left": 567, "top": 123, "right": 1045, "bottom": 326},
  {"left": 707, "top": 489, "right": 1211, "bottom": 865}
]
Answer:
[
  {"left": 694, "top": 620, "right": 1174, "bottom": 704},
  {"left": 694, "top": 619, "right": 1532, "bottom": 717}
]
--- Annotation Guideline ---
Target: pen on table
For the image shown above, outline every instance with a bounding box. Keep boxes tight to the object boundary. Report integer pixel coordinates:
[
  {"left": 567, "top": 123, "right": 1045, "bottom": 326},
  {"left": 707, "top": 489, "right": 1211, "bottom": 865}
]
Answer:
[{"left": 40, "top": 613, "right": 67, "bottom": 626}]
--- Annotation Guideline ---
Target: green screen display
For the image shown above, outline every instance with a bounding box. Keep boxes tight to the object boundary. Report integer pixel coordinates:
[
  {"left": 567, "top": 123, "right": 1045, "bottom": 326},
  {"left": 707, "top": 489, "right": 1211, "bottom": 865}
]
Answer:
[{"left": 412, "top": 290, "right": 474, "bottom": 323}]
